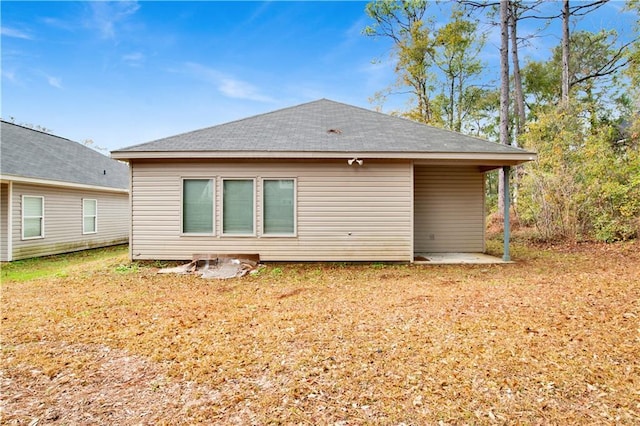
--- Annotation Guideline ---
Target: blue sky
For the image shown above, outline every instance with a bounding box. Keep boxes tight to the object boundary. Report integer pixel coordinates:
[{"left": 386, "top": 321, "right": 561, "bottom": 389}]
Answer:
[{"left": 1, "top": 1, "right": 636, "bottom": 152}]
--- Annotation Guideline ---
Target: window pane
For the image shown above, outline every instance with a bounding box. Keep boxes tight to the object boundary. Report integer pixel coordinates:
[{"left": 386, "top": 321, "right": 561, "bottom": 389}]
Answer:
[
  {"left": 84, "top": 199, "right": 97, "bottom": 216},
  {"left": 223, "top": 180, "right": 254, "bottom": 234},
  {"left": 84, "top": 217, "right": 96, "bottom": 233},
  {"left": 24, "top": 217, "right": 42, "bottom": 238},
  {"left": 23, "top": 196, "right": 43, "bottom": 238},
  {"left": 264, "top": 180, "right": 294, "bottom": 234},
  {"left": 183, "top": 179, "right": 213, "bottom": 233},
  {"left": 24, "top": 196, "right": 43, "bottom": 216}
]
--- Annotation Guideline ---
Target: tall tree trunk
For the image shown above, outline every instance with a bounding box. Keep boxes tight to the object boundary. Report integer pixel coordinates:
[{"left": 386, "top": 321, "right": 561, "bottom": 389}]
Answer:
[
  {"left": 509, "top": 2, "right": 524, "bottom": 209},
  {"left": 456, "top": 75, "right": 463, "bottom": 132},
  {"left": 498, "top": 0, "right": 510, "bottom": 217},
  {"left": 449, "top": 76, "right": 455, "bottom": 129},
  {"left": 561, "top": 0, "right": 570, "bottom": 104},
  {"left": 509, "top": 2, "right": 525, "bottom": 144}
]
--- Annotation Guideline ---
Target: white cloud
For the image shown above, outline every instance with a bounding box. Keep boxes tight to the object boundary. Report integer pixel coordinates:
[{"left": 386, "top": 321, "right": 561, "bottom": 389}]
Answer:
[
  {"left": 359, "top": 56, "right": 396, "bottom": 89},
  {"left": 218, "top": 77, "right": 272, "bottom": 102},
  {"left": 2, "top": 67, "right": 63, "bottom": 89},
  {"left": 1, "top": 27, "right": 32, "bottom": 40},
  {"left": 88, "top": 1, "right": 140, "bottom": 39},
  {"left": 46, "top": 75, "right": 63, "bottom": 89},
  {"left": 123, "top": 52, "right": 145, "bottom": 67},
  {"left": 2, "top": 69, "right": 18, "bottom": 84},
  {"left": 41, "top": 17, "right": 75, "bottom": 32},
  {"left": 184, "top": 62, "right": 274, "bottom": 103}
]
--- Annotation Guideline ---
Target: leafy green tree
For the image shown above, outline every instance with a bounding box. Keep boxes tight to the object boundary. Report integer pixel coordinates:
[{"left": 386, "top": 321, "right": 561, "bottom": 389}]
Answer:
[
  {"left": 458, "top": 0, "right": 550, "bottom": 140},
  {"left": 523, "top": 29, "right": 631, "bottom": 122},
  {"left": 465, "top": 87, "right": 500, "bottom": 139},
  {"left": 522, "top": 59, "right": 558, "bottom": 117},
  {"left": 518, "top": 3, "right": 640, "bottom": 242},
  {"left": 625, "top": 0, "right": 640, "bottom": 94},
  {"left": 583, "top": 127, "right": 640, "bottom": 241},
  {"left": 518, "top": 103, "right": 586, "bottom": 240},
  {"left": 519, "top": 100, "right": 640, "bottom": 241},
  {"left": 364, "top": 1, "right": 488, "bottom": 130},
  {"left": 364, "top": 0, "right": 438, "bottom": 124},
  {"left": 432, "top": 9, "right": 485, "bottom": 132}
]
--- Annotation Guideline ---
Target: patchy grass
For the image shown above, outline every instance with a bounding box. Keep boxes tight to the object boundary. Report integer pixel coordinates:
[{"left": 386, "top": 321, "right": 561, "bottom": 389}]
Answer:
[
  {"left": 2, "top": 240, "right": 639, "bottom": 424},
  {"left": 0, "top": 244, "right": 128, "bottom": 282}
]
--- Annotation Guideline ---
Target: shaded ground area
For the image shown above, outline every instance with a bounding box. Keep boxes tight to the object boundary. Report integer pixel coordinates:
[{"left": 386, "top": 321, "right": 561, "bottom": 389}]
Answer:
[
  {"left": 2, "top": 241, "right": 639, "bottom": 424},
  {"left": 414, "top": 252, "right": 509, "bottom": 264}
]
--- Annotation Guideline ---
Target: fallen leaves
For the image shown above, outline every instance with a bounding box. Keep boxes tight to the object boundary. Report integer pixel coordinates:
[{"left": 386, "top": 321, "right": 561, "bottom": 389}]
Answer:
[{"left": 1, "top": 240, "right": 639, "bottom": 424}]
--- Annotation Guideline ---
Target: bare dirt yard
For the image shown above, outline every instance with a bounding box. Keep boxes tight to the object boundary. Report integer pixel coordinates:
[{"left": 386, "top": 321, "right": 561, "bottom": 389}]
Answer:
[{"left": 2, "top": 241, "right": 639, "bottom": 425}]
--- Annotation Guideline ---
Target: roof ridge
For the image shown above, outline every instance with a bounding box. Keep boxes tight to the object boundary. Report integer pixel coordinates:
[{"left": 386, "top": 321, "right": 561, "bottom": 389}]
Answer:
[
  {"left": 0, "top": 119, "right": 74, "bottom": 143},
  {"left": 319, "top": 100, "right": 498, "bottom": 145},
  {"left": 1, "top": 120, "right": 120, "bottom": 160},
  {"left": 116, "top": 99, "right": 334, "bottom": 151},
  {"left": 201, "top": 98, "right": 331, "bottom": 129}
]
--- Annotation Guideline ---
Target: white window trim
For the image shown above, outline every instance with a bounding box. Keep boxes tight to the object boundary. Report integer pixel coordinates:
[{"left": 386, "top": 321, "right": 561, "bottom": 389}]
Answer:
[
  {"left": 180, "top": 178, "right": 215, "bottom": 236},
  {"left": 221, "top": 178, "right": 256, "bottom": 237},
  {"left": 82, "top": 198, "right": 98, "bottom": 235},
  {"left": 261, "top": 178, "right": 297, "bottom": 237},
  {"left": 21, "top": 195, "right": 44, "bottom": 240}
]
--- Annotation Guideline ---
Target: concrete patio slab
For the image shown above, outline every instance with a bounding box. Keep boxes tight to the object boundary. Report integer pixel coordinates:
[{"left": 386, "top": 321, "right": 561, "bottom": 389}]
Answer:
[{"left": 414, "top": 253, "right": 512, "bottom": 264}]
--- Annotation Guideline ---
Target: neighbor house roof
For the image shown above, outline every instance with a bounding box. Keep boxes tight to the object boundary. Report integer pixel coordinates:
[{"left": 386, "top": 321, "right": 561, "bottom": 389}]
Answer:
[
  {"left": 1, "top": 120, "right": 129, "bottom": 191},
  {"left": 112, "top": 99, "right": 536, "bottom": 164}
]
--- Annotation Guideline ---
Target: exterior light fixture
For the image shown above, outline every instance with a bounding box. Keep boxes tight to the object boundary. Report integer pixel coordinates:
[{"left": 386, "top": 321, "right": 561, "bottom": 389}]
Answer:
[{"left": 348, "top": 158, "right": 363, "bottom": 166}]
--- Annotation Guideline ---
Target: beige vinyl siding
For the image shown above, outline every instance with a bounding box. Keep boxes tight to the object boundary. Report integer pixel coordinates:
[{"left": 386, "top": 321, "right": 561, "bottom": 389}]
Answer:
[
  {"left": 414, "top": 165, "right": 485, "bottom": 252},
  {"left": 10, "top": 183, "right": 129, "bottom": 260},
  {"left": 130, "top": 160, "right": 413, "bottom": 261},
  {"left": 1, "top": 183, "right": 8, "bottom": 261}
]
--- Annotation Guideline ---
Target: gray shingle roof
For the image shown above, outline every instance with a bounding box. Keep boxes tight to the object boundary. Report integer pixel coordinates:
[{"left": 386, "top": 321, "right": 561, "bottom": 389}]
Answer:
[
  {"left": 113, "top": 99, "right": 533, "bottom": 157},
  {"left": 1, "top": 121, "right": 129, "bottom": 190}
]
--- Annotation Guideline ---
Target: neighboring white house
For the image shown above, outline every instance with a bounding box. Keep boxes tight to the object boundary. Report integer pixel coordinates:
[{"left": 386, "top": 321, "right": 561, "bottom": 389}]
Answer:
[
  {"left": 0, "top": 120, "right": 130, "bottom": 261},
  {"left": 112, "top": 99, "right": 536, "bottom": 262}
]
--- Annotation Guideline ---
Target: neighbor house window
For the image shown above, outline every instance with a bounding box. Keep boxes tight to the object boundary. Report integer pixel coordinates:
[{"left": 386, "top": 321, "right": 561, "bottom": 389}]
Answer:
[
  {"left": 83, "top": 199, "right": 98, "bottom": 234},
  {"left": 263, "top": 179, "right": 296, "bottom": 235},
  {"left": 222, "top": 179, "right": 255, "bottom": 235},
  {"left": 22, "top": 195, "right": 44, "bottom": 239},
  {"left": 182, "top": 179, "right": 214, "bottom": 234}
]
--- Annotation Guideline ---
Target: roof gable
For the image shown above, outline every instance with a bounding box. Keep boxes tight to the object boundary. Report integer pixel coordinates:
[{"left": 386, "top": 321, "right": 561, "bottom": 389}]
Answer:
[
  {"left": 112, "top": 99, "right": 535, "bottom": 161},
  {"left": 1, "top": 121, "right": 129, "bottom": 190}
]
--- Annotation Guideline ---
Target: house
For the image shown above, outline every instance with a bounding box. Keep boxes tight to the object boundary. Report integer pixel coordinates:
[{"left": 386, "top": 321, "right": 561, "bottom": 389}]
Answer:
[
  {"left": 0, "top": 120, "right": 130, "bottom": 261},
  {"left": 111, "top": 99, "right": 536, "bottom": 262}
]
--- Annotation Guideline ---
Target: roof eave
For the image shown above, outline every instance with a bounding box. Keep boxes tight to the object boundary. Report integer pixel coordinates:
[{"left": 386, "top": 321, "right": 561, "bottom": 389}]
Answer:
[
  {"left": 1, "top": 174, "right": 129, "bottom": 193},
  {"left": 111, "top": 150, "right": 537, "bottom": 164}
]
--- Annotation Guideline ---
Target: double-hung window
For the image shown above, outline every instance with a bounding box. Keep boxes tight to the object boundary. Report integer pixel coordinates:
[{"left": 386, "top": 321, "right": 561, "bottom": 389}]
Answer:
[
  {"left": 83, "top": 199, "right": 98, "bottom": 234},
  {"left": 22, "top": 195, "right": 44, "bottom": 239},
  {"left": 182, "top": 179, "right": 214, "bottom": 234},
  {"left": 263, "top": 179, "right": 296, "bottom": 235},
  {"left": 222, "top": 179, "right": 255, "bottom": 235}
]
